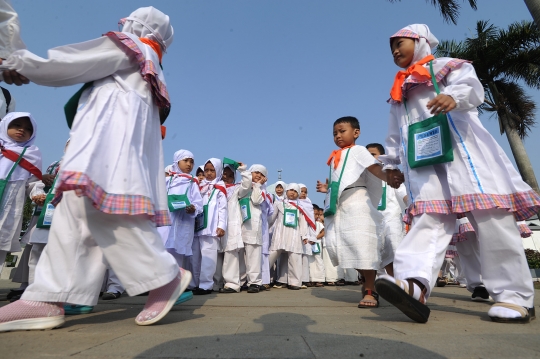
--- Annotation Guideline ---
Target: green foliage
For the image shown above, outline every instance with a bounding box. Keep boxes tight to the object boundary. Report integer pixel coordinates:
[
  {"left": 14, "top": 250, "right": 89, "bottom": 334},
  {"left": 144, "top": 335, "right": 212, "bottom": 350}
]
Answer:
[
  {"left": 21, "top": 198, "right": 34, "bottom": 232},
  {"left": 436, "top": 20, "right": 540, "bottom": 138},
  {"left": 525, "top": 249, "right": 540, "bottom": 269},
  {"left": 388, "top": 0, "right": 477, "bottom": 25}
]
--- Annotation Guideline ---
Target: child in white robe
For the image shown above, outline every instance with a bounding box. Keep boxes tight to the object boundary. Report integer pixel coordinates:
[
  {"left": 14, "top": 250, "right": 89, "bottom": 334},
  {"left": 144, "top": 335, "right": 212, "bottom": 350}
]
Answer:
[
  {"left": 240, "top": 164, "right": 268, "bottom": 293},
  {"left": 220, "top": 161, "right": 250, "bottom": 293},
  {"left": 366, "top": 143, "right": 408, "bottom": 276},
  {"left": 298, "top": 184, "right": 317, "bottom": 287},
  {"left": 316, "top": 116, "right": 387, "bottom": 308},
  {"left": 260, "top": 184, "right": 274, "bottom": 290},
  {"left": 192, "top": 158, "right": 227, "bottom": 295},
  {"left": 375, "top": 24, "right": 540, "bottom": 324},
  {"left": 309, "top": 204, "right": 325, "bottom": 287},
  {"left": 0, "top": 112, "right": 41, "bottom": 271},
  {"left": 269, "top": 183, "right": 309, "bottom": 289},
  {"left": 162, "top": 149, "right": 203, "bottom": 269},
  {"left": 0, "top": 7, "right": 189, "bottom": 331}
]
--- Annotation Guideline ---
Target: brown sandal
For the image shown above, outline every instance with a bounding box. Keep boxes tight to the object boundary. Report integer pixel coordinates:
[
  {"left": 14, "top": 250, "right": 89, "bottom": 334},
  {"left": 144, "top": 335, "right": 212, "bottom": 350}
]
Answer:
[{"left": 358, "top": 289, "right": 379, "bottom": 308}]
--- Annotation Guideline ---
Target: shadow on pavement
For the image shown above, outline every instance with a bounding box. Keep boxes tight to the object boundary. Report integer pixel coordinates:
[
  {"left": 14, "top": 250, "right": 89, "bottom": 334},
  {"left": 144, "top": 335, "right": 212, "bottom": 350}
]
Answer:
[{"left": 133, "top": 313, "right": 446, "bottom": 358}]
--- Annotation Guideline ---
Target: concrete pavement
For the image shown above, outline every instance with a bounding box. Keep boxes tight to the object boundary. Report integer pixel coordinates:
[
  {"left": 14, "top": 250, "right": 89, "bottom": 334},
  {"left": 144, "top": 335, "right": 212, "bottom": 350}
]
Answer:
[{"left": 0, "top": 280, "right": 539, "bottom": 359}]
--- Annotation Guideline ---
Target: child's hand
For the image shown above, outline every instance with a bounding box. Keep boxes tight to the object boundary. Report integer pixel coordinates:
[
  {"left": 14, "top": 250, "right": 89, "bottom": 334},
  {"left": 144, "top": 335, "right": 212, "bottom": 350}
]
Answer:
[
  {"left": 386, "top": 170, "right": 404, "bottom": 189},
  {"left": 185, "top": 204, "right": 195, "bottom": 214},
  {"left": 32, "top": 194, "right": 46, "bottom": 206},
  {"left": 42, "top": 174, "right": 55, "bottom": 187},
  {"left": 216, "top": 228, "right": 225, "bottom": 237},
  {"left": 258, "top": 176, "right": 267, "bottom": 185},
  {"left": 427, "top": 94, "right": 456, "bottom": 115},
  {"left": 2, "top": 69, "right": 30, "bottom": 86},
  {"left": 316, "top": 179, "right": 328, "bottom": 193}
]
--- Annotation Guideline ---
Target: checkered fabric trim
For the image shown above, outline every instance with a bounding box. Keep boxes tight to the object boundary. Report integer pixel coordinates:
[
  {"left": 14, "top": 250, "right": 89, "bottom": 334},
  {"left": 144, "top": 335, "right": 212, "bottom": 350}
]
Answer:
[
  {"left": 519, "top": 223, "right": 532, "bottom": 238},
  {"left": 104, "top": 31, "right": 170, "bottom": 108},
  {"left": 387, "top": 59, "right": 470, "bottom": 104},
  {"left": 404, "top": 190, "right": 540, "bottom": 224},
  {"left": 51, "top": 170, "right": 171, "bottom": 226},
  {"left": 390, "top": 29, "right": 419, "bottom": 40}
]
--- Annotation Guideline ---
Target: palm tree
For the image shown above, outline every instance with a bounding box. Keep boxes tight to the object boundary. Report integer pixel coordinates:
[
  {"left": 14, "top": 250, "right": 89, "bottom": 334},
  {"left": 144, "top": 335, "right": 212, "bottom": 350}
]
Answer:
[
  {"left": 524, "top": 0, "right": 540, "bottom": 29},
  {"left": 388, "top": 0, "right": 477, "bottom": 24},
  {"left": 436, "top": 20, "right": 540, "bottom": 194}
]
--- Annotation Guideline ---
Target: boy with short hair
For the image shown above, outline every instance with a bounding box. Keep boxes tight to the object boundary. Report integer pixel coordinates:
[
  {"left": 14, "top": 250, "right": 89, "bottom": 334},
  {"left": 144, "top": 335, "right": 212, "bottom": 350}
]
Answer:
[{"left": 316, "top": 116, "right": 391, "bottom": 308}]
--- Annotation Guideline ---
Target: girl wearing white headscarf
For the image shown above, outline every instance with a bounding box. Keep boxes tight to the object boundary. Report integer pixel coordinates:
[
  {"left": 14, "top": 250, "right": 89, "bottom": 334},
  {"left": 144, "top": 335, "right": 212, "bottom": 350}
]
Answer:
[
  {"left": 0, "top": 7, "right": 187, "bottom": 331},
  {"left": 191, "top": 158, "right": 228, "bottom": 295},
  {"left": 220, "top": 162, "right": 250, "bottom": 293},
  {"left": 161, "top": 150, "right": 203, "bottom": 268},
  {"left": 259, "top": 181, "right": 275, "bottom": 290},
  {"left": 0, "top": 112, "right": 41, "bottom": 270},
  {"left": 376, "top": 24, "right": 539, "bottom": 324},
  {"left": 268, "top": 183, "right": 309, "bottom": 289}
]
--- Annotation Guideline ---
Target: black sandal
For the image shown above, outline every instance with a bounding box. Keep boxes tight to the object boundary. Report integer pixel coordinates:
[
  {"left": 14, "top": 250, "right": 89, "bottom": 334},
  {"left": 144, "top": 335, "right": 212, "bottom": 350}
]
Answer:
[
  {"left": 358, "top": 289, "right": 379, "bottom": 308},
  {"left": 375, "top": 277, "right": 430, "bottom": 323}
]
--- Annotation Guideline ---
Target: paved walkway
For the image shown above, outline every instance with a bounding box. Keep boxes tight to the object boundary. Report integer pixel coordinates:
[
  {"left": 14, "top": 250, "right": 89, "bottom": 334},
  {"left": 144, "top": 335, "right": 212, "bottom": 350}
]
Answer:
[{"left": 0, "top": 280, "right": 539, "bottom": 358}]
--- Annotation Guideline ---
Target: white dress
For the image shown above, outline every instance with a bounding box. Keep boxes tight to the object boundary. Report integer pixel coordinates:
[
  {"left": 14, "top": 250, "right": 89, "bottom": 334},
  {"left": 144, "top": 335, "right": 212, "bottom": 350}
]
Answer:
[
  {"left": 269, "top": 201, "right": 308, "bottom": 254},
  {"left": 380, "top": 59, "right": 540, "bottom": 222},
  {"left": 222, "top": 167, "right": 251, "bottom": 252},
  {"left": 324, "top": 145, "right": 383, "bottom": 269},
  {"left": 0, "top": 33, "right": 172, "bottom": 226},
  {"left": 163, "top": 175, "right": 203, "bottom": 255}
]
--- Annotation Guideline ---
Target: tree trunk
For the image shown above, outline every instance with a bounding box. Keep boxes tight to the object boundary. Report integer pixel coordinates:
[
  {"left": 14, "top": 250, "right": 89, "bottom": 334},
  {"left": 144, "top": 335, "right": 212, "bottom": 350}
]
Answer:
[
  {"left": 524, "top": 0, "right": 540, "bottom": 29},
  {"left": 489, "top": 82, "right": 540, "bottom": 196}
]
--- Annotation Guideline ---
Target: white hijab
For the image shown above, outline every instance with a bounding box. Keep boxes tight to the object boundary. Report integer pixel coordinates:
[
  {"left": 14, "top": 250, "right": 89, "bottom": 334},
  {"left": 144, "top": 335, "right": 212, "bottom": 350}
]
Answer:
[
  {"left": 120, "top": 6, "right": 174, "bottom": 52},
  {"left": 297, "top": 183, "right": 316, "bottom": 230},
  {"left": 248, "top": 164, "right": 268, "bottom": 177},
  {"left": 0, "top": 112, "right": 41, "bottom": 181},
  {"left": 171, "top": 149, "right": 194, "bottom": 174},
  {"left": 201, "top": 158, "right": 224, "bottom": 195}
]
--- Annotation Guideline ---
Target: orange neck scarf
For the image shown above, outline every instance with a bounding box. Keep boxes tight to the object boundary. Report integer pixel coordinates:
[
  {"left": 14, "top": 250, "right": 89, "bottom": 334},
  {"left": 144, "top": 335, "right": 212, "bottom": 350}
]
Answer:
[
  {"left": 327, "top": 145, "right": 353, "bottom": 169},
  {"left": 390, "top": 55, "right": 434, "bottom": 102},
  {"left": 139, "top": 38, "right": 163, "bottom": 63}
]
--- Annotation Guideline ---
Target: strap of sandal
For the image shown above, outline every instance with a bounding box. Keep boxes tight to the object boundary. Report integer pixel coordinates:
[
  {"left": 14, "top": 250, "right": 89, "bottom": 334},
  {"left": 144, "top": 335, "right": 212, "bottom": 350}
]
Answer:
[
  {"left": 491, "top": 302, "right": 528, "bottom": 317},
  {"left": 363, "top": 289, "right": 379, "bottom": 301}
]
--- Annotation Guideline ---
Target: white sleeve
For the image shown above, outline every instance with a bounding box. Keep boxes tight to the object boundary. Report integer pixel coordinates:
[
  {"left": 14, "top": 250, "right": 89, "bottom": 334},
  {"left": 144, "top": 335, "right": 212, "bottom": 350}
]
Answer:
[
  {"left": 441, "top": 62, "right": 484, "bottom": 111},
  {"left": 25, "top": 175, "right": 40, "bottom": 198},
  {"left": 237, "top": 165, "right": 251, "bottom": 199},
  {"left": 217, "top": 191, "right": 228, "bottom": 231},
  {"left": 189, "top": 183, "right": 204, "bottom": 217},
  {"left": 29, "top": 180, "right": 45, "bottom": 198},
  {"left": 395, "top": 184, "right": 408, "bottom": 210},
  {"left": 0, "top": 0, "right": 26, "bottom": 59},
  {"left": 0, "top": 36, "right": 134, "bottom": 87},
  {"left": 250, "top": 183, "right": 264, "bottom": 205},
  {"left": 379, "top": 105, "right": 402, "bottom": 169}
]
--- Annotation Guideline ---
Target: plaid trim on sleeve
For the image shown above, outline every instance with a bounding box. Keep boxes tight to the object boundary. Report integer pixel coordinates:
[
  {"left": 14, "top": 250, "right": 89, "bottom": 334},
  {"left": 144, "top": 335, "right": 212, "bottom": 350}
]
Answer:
[
  {"left": 51, "top": 170, "right": 171, "bottom": 227},
  {"left": 104, "top": 31, "right": 170, "bottom": 109}
]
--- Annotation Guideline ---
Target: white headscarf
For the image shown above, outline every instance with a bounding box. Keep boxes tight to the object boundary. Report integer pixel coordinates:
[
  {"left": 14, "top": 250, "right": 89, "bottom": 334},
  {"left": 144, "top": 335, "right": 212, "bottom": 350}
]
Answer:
[
  {"left": 203, "top": 158, "right": 223, "bottom": 185},
  {"left": 248, "top": 164, "right": 268, "bottom": 177},
  {"left": 120, "top": 6, "right": 174, "bottom": 52},
  {"left": 285, "top": 183, "right": 300, "bottom": 195},
  {"left": 390, "top": 24, "right": 438, "bottom": 66},
  {"left": 172, "top": 149, "right": 194, "bottom": 174},
  {"left": 0, "top": 112, "right": 41, "bottom": 181}
]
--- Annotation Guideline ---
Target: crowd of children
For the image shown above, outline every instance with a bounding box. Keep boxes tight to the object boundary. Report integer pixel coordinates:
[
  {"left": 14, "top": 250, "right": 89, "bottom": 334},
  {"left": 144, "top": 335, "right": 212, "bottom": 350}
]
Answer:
[{"left": 0, "top": 2, "right": 538, "bottom": 333}]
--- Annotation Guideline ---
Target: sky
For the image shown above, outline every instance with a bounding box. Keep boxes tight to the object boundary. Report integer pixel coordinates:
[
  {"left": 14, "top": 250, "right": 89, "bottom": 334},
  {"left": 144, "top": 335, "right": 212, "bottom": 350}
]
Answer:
[{"left": 8, "top": 0, "right": 540, "bottom": 205}]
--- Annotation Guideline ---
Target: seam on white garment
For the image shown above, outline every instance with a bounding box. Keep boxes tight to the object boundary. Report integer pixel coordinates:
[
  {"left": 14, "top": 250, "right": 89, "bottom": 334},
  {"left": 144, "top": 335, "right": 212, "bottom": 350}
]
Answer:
[
  {"left": 447, "top": 113, "right": 484, "bottom": 193},
  {"left": 399, "top": 126, "right": 414, "bottom": 202}
]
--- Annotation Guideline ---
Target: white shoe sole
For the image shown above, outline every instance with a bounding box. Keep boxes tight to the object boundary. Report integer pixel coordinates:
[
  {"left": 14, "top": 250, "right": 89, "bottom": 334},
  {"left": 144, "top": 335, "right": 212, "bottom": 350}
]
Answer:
[
  {"left": 471, "top": 296, "right": 492, "bottom": 302},
  {"left": 0, "top": 316, "right": 65, "bottom": 333},
  {"left": 135, "top": 270, "right": 192, "bottom": 326}
]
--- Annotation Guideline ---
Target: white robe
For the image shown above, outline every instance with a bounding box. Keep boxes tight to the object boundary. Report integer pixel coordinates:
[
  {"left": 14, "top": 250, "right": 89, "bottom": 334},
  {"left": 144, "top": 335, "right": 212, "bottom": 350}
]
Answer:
[
  {"left": 222, "top": 167, "right": 251, "bottom": 252},
  {"left": 324, "top": 145, "right": 382, "bottom": 269},
  {"left": 241, "top": 182, "right": 264, "bottom": 245},
  {"left": 380, "top": 60, "right": 540, "bottom": 222},
  {"left": 163, "top": 175, "right": 203, "bottom": 255},
  {"left": 0, "top": 34, "right": 171, "bottom": 226},
  {"left": 269, "top": 201, "right": 308, "bottom": 254}
]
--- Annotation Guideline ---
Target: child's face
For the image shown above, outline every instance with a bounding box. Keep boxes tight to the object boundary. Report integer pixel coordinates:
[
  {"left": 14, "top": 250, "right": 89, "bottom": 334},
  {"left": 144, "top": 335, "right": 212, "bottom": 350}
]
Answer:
[
  {"left": 391, "top": 37, "right": 416, "bottom": 68},
  {"left": 333, "top": 122, "right": 359, "bottom": 148},
  {"left": 367, "top": 147, "right": 381, "bottom": 160},
  {"left": 222, "top": 167, "right": 235, "bottom": 185},
  {"left": 275, "top": 184, "right": 284, "bottom": 196},
  {"left": 251, "top": 171, "right": 264, "bottom": 183},
  {"left": 178, "top": 158, "right": 194, "bottom": 174},
  {"left": 300, "top": 187, "right": 308, "bottom": 199},
  {"left": 204, "top": 162, "right": 216, "bottom": 181},
  {"left": 7, "top": 117, "right": 33, "bottom": 143},
  {"left": 286, "top": 189, "right": 299, "bottom": 200},
  {"left": 196, "top": 171, "right": 205, "bottom": 182}
]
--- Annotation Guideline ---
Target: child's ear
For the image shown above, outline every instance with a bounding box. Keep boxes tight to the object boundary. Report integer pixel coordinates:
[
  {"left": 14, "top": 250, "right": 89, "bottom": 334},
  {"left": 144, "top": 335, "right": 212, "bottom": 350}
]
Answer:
[{"left": 354, "top": 129, "right": 360, "bottom": 138}]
